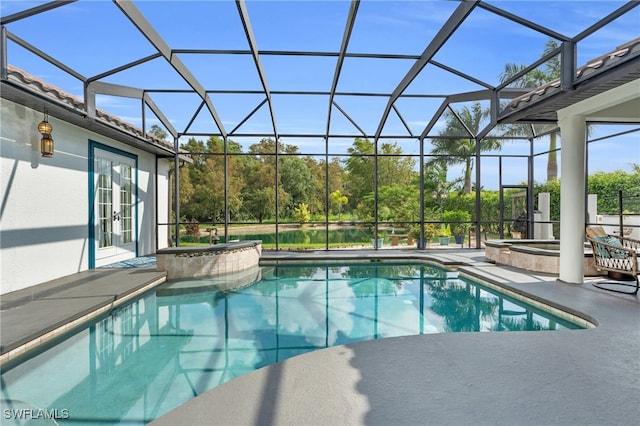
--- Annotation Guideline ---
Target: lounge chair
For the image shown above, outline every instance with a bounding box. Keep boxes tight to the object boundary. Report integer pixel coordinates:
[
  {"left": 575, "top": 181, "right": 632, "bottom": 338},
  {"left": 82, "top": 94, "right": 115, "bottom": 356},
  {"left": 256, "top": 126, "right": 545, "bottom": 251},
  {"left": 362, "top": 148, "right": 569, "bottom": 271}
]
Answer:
[{"left": 586, "top": 225, "right": 639, "bottom": 294}]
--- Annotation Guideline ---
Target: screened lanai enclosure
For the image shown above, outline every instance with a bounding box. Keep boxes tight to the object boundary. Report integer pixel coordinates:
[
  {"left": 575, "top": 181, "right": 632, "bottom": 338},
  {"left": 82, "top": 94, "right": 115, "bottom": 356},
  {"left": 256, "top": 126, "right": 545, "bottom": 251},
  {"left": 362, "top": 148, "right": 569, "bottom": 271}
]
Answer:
[{"left": 2, "top": 0, "right": 639, "bottom": 252}]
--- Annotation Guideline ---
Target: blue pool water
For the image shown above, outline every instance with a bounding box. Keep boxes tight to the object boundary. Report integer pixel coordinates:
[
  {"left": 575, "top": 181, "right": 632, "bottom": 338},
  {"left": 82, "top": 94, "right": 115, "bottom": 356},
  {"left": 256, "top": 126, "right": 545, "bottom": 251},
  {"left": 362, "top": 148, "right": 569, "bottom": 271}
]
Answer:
[{"left": 1, "top": 262, "right": 582, "bottom": 425}]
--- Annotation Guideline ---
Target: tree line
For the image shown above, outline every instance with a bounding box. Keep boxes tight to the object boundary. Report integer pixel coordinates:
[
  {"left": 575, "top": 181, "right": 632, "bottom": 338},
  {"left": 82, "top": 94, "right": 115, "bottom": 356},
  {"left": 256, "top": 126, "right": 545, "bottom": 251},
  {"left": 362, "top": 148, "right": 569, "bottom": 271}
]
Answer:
[
  {"left": 169, "top": 133, "right": 638, "bottom": 232},
  {"left": 173, "top": 136, "right": 420, "bottom": 225}
]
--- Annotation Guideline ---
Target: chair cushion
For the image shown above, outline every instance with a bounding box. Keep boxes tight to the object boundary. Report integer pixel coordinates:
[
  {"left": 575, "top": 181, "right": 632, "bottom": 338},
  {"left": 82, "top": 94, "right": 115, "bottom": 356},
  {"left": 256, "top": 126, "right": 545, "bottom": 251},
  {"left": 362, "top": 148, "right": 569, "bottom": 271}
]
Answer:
[
  {"left": 586, "top": 226, "right": 608, "bottom": 238},
  {"left": 592, "top": 235, "right": 626, "bottom": 259}
]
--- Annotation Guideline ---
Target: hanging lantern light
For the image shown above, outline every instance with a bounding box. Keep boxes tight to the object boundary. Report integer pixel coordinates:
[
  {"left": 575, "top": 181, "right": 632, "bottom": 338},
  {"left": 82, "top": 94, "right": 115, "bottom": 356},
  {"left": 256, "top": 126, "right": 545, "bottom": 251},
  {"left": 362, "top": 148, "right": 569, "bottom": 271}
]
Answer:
[
  {"left": 38, "top": 111, "right": 54, "bottom": 157},
  {"left": 40, "top": 134, "right": 54, "bottom": 158}
]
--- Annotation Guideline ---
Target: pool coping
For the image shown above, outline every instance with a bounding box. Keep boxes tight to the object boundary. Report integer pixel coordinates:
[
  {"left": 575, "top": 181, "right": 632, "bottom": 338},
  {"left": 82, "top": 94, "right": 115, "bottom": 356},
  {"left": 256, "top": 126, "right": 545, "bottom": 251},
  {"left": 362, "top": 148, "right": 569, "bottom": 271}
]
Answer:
[
  {"left": 0, "top": 268, "right": 167, "bottom": 369},
  {"left": 458, "top": 267, "right": 597, "bottom": 329},
  {"left": 156, "top": 240, "right": 262, "bottom": 280}
]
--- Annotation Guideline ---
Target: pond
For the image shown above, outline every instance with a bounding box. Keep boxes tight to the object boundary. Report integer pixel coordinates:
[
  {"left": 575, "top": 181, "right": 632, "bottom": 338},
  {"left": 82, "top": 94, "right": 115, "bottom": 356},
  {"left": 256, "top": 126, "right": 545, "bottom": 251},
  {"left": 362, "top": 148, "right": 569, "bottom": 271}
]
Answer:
[{"left": 182, "top": 227, "right": 398, "bottom": 247}]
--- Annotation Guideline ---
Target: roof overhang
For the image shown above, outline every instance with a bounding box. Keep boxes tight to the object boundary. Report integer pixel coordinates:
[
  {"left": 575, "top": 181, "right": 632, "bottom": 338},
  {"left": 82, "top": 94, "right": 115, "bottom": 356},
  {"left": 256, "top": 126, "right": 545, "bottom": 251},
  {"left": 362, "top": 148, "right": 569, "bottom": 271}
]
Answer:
[
  {"left": 498, "top": 38, "right": 640, "bottom": 125},
  {"left": 1, "top": 77, "right": 180, "bottom": 158},
  {"left": 557, "top": 78, "right": 640, "bottom": 123}
]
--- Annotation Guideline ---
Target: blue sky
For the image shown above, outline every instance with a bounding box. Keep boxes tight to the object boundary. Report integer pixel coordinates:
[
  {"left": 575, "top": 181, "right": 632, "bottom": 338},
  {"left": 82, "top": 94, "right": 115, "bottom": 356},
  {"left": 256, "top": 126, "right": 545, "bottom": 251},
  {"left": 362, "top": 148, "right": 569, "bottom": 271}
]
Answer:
[{"left": 2, "top": 1, "right": 638, "bottom": 188}]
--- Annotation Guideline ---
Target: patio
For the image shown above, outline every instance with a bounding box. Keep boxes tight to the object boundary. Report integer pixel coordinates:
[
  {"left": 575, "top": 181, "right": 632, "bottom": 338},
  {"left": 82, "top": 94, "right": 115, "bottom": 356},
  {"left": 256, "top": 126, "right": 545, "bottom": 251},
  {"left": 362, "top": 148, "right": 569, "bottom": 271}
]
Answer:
[
  {"left": 3, "top": 250, "right": 638, "bottom": 424},
  {"left": 1, "top": 2, "right": 639, "bottom": 424},
  {"left": 151, "top": 249, "right": 640, "bottom": 425}
]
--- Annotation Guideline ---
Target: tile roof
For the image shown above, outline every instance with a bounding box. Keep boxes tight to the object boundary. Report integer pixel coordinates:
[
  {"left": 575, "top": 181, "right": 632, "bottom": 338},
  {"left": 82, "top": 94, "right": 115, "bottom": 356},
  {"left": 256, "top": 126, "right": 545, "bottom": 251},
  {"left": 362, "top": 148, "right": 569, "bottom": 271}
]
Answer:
[
  {"left": 5, "top": 64, "right": 177, "bottom": 153},
  {"left": 504, "top": 37, "right": 640, "bottom": 112}
]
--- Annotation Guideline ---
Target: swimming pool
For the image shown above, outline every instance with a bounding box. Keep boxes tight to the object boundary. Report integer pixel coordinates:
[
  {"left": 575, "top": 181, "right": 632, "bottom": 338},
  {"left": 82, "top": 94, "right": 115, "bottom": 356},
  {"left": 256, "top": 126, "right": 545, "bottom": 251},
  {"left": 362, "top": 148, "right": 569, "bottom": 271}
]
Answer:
[{"left": 0, "top": 262, "right": 583, "bottom": 425}]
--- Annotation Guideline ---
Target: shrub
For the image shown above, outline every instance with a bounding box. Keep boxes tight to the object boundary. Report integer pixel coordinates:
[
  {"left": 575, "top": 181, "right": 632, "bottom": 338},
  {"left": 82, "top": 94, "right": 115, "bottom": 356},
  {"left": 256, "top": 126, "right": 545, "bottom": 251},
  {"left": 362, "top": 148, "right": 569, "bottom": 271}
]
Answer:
[
  {"left": 186, "top": 218, "right": 200, "bottom": 237},
  {"left": 442, "top": 210, "right": 471, "bottom": 235},
  {"left": 439, "top": 224, "right": 452, "bottom": 237},
  {"left": 409, "top": 224, "right": 438, "bottom": 240},
  {"left": 294, "top": 203, "right": 311, "bottom": 225}
]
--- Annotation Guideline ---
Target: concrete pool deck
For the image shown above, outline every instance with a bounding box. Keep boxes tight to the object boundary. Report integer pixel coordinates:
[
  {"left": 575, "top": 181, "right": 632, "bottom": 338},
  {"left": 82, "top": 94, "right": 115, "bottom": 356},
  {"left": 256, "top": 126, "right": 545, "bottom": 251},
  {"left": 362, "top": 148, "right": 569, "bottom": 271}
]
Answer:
[
  {"left": 1, "top": 249, "right": 638, "bottom": 425},
  {"left": 152, "top": 249, "right": 640, "bottom": 426},
  {"left": 0, "top": 266, "right": 166, "bottom": 366}
]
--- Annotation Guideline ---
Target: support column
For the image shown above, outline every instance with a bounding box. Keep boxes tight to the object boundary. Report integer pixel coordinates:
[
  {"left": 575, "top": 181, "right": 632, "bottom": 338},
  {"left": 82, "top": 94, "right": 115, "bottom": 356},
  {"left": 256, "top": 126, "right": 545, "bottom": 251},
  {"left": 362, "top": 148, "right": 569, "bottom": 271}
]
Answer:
[
  {"left": 538, "top": 192, "right": 552, "bottom": 239},
  {"left": 558, "top": 113, "right": 586, "bottom": 284},
  {"left": 587, "top": 194, "right": 598, "bottom": 225}
]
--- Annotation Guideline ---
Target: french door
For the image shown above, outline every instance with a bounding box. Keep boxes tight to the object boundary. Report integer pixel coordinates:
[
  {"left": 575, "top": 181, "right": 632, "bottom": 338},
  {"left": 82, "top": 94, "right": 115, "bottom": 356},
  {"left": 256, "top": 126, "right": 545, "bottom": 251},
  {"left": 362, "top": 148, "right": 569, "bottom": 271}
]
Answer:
[{"left": 93, "top": 148, "right": 137, "bottom": 267}]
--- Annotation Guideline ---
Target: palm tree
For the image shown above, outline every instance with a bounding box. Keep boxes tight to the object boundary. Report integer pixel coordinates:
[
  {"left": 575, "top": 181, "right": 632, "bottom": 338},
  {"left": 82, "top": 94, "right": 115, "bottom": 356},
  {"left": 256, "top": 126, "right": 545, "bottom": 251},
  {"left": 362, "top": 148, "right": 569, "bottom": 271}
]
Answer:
[
  {"left": 431, "top": 102, "right": 502, "bottom": 194},
  {"left": 499, "top": 38, "right": 561, "bottom": 181},
  {"left": 424, "top": 159, "right": 458, "bottom": 219}
]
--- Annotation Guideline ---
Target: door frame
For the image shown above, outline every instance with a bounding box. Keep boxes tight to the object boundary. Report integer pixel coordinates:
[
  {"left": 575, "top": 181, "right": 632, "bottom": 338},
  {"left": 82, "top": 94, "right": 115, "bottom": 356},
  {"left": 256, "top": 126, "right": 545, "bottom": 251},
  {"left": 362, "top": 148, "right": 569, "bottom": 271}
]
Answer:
[
  {"left": 88, "top": 141, "right": 139, "bottom": 269},
  {"left": 499, "top": 184, "right": 530, "bottom": 239}
]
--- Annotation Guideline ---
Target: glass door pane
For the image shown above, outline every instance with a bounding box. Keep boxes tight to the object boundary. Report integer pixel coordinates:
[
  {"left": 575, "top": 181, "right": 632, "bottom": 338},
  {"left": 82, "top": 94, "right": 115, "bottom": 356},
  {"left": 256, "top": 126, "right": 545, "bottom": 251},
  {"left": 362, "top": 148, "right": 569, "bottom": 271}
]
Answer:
[
  {"left": 120, "top": 164, "right": 133, "bottom": 245},
  {"left": 97, "top": 158, "right": 113, "bottom": 249}
]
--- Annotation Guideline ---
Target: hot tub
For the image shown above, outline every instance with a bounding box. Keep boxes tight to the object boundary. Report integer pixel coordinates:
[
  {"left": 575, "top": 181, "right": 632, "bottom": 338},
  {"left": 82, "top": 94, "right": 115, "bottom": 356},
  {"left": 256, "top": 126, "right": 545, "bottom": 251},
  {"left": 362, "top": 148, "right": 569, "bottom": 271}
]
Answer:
[{"left": 485, "top": 239, "right": 600, "bottom": 276}]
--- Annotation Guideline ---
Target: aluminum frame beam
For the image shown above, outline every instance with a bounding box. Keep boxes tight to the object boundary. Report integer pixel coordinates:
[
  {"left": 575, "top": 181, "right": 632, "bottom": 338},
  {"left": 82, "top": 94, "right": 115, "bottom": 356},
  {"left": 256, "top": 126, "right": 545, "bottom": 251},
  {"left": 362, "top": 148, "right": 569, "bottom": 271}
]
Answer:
[
  {"left": 478, "top": 2, "right": 570, "bottom": 42},
  {"left": 325, "top": 0, "right": 360, "bottom": 139},
  {"left": 6, "top": 32, "right": 85, "bottom": 82},
  {"left": 0, "top": 1, "right": 76, "bottom": 25},
  {"left": 236, "top": 0, "right": 279, "bottom": 138},
  {"left": 374, "top": 1, "right": 478, "bottom": 141},
  {"left": 574, "top": 1, "right": 639, "bottom": 43},
  {"left": 114, "top": 0, "right": 227, "bottom": 138},
  {"left": 87, "top": 54, "right": 161, "bottom": 83}
]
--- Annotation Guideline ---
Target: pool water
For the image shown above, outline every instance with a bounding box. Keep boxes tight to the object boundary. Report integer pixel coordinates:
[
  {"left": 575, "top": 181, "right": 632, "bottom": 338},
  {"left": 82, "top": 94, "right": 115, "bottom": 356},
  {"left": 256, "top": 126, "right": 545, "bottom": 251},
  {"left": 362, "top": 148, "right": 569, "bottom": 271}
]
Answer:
[{"left": 1, "top": 262, "right": 581, "bottom": 425}]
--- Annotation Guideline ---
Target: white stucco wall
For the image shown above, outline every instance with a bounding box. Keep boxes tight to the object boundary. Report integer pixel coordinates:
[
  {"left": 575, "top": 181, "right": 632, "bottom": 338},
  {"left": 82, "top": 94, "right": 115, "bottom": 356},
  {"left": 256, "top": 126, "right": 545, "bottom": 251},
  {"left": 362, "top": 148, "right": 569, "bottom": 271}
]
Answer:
[
  {"left": 156, "top": 161, "right": 171, "bottom": 250},
  {"left": 0, "top": 99, "right": 170, "bottom": 294}
]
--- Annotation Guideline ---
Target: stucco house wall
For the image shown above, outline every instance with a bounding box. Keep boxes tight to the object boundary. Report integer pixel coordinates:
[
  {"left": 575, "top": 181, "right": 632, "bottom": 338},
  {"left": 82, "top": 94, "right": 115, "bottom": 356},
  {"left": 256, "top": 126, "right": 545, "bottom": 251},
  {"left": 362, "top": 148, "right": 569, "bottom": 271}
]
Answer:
[{"left": 0, "top": 98, "right": 170, "bottom": 294}]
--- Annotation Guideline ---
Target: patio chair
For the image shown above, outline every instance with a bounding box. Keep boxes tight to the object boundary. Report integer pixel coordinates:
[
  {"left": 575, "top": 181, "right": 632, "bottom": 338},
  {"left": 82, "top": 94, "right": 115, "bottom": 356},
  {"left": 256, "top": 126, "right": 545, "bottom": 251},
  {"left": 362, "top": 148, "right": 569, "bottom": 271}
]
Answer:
[{"left": 586, "top": 225, "right": 639, "bottom": 295}]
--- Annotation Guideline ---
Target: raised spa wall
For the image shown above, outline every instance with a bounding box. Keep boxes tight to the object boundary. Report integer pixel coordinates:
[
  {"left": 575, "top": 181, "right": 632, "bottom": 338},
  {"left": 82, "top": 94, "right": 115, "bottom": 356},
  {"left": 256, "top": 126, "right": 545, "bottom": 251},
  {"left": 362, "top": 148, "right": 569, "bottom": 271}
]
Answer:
[
  {"left": 156, "top": 241, "right": 262, "bottom": 280},
  {"left": 485, "top": 240, "right": 602, "bottom": 276}
]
